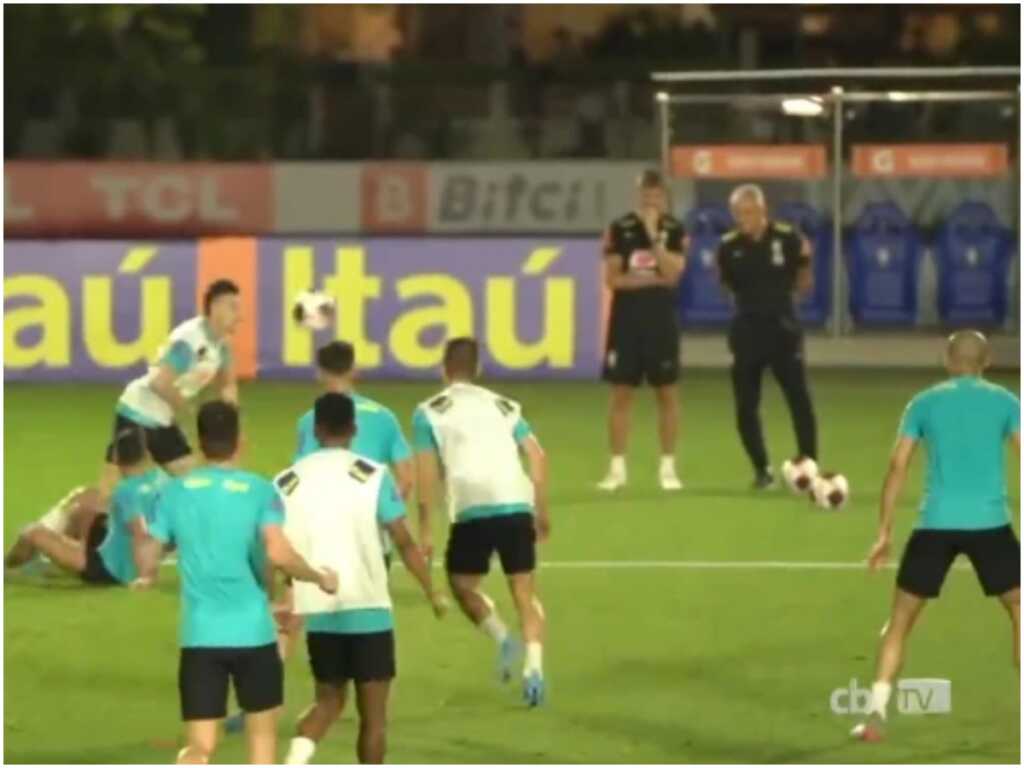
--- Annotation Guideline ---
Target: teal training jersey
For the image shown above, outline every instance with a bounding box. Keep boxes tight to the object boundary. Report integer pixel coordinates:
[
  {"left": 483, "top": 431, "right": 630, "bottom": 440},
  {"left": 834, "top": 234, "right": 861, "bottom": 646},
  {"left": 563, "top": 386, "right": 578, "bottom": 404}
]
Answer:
[
  {"left": 305, "top": 470, "right": 407, "bottom": 634},
  {"left": 899, "top": 376, "right": 1020, "bottom": 530},
  {"left": 98, "top": 468, "right": 168, "bottom": 584},
  {"left": 149, "top": 466, "right": 283, "bottom": 648},
  {"left": 295, "top": 393, "right": 411, "bottom": 466}
]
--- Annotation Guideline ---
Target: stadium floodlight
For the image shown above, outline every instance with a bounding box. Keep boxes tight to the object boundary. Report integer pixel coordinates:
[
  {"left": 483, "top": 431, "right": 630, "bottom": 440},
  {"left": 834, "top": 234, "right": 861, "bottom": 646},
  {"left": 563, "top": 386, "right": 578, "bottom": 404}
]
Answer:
[
  {"left": 886, "top": 91, "right": 914, "bottom": 102},
  {"left": 655, "top": 91, "right": 670, "bottom": 104},
  {"left": 780, "top": 96, "right": 825, "bottom": 117}
]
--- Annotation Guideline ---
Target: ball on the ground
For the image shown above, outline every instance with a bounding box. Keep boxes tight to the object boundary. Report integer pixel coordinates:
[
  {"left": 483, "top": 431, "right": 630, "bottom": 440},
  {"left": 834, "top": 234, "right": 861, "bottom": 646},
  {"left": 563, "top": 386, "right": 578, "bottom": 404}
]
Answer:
[
  {"left": 811, "top": 472, "right": 849, "bottom": 510},
  {"left": 292, "top": 291, "right": 336, "bottom": 331},
  {"left": 781, "top": 456, "right": 819, "bottom": 494}
]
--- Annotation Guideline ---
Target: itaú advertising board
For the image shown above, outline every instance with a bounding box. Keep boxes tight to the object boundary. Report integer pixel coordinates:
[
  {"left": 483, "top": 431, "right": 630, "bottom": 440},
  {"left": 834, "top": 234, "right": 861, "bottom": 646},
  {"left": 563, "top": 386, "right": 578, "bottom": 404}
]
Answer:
[{"left": 3, "top": 237, "right": 605, "bottom": 381}]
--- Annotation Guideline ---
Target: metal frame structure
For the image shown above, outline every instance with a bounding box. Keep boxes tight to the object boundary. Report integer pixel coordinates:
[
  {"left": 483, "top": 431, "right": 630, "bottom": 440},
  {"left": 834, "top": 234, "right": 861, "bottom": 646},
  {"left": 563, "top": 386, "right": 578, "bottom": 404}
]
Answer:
[{"left": 652, "top": 68, "right": 1021, "bottom": 337}]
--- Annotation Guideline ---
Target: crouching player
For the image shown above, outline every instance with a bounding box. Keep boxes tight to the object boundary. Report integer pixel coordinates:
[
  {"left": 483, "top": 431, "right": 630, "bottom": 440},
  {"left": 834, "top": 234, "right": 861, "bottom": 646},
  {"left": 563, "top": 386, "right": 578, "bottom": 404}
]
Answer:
[
  {"left": 853, "top": 331, "right": 1020, "bottom": 741},
  {"left": 414, "top": 338, "right": 551, "bottom": 707},
  {"left": 5, "top": 428, "right": 166, "bottom": 586}
]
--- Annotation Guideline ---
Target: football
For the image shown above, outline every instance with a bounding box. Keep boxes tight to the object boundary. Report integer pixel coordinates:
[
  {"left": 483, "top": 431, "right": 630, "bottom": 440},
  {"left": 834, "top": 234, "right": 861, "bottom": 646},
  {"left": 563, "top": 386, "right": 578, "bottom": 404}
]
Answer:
[
  {"left": 292, "top": 291, "right": 336, "bottom": 331},
  {"left": 781, "top": 455, "right": 819, "bottom": 494},
  {"left": 811, "top": 472, "right": 850, "bottom": 510}
]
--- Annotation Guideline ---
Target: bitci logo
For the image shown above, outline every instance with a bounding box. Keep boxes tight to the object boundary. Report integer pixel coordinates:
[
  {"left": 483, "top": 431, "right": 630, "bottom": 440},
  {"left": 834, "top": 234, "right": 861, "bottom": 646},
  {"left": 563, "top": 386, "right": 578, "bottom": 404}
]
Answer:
[{"left": 829, "top": 678, "right": 952, "bottom": 716}]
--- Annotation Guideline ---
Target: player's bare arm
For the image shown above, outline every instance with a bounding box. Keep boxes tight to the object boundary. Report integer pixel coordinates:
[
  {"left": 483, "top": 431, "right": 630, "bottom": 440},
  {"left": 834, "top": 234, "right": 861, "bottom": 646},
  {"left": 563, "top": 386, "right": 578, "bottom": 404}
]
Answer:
[
  {"left": 129, "top": 516, "right": 154, "bottom": 582},
  {"left": 385, "top": 517, "right": 447, "bottom": 617},
  {"left": 263, "top": 524, "right": 338, "bottom": 594},
  {"left": 392, "top": 457, "right": 415, "bottom": 502},
  {"left": 216, "top": 358, "right": 239, "bottom": 406},
  {"left": 132, "top": 534, "right": 164, "bottom": 589},
  {"left": 795, "top": 236, "right": 814, "bottom": 297},
  {"left": 149, "top": 363, "right": 191, "bottom": 418},
  {"left": 868, "top": 436, "right": 918, "bottom": 571},
  {"left": 521, "top": 435, "right": 550, "bottom": 542},
  {"left": 415, "top": 450, "right": 440, "bottom": 560}
]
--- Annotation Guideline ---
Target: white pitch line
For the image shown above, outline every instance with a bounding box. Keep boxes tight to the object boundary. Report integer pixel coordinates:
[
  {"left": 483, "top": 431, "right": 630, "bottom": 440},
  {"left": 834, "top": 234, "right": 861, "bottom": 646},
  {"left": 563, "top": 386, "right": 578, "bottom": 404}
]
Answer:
[{"left": 154, "top": 558, "right": 976, "bottom": 572}]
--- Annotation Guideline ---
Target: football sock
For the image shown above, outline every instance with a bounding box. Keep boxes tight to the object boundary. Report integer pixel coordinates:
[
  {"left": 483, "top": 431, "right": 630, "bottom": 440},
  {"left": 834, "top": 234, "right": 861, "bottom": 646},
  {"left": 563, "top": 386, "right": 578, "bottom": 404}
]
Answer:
[
  {"left": 659, "top": 455, "right": 676, "bottom": 473},
  {"left": 610, "top": 456, "right": 626, "bottom": 476},
  {"left": 524, "top": 642, "right": 543, "bottom": 676},
  {"left": 479, "top": 611, "right": 509, "bottom": 646},
  {"left": 869, "top": 681, "right": 892, "bottom": 720},
  {"left": 285, "top": 736, "right": 317, "bottom": 765}
]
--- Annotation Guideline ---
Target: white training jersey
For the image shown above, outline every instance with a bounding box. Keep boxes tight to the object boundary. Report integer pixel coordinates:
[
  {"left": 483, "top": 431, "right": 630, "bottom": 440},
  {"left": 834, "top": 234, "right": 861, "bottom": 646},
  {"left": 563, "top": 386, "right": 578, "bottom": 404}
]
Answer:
[
  {"left": 413, "top": 382, "right": 535, "bottom": 522},
  {"left": 275, "top": 449, "right": 395, "bottom": 616},
  {"left": 117, "top": 316, "right": 230, "bottom": 427}
]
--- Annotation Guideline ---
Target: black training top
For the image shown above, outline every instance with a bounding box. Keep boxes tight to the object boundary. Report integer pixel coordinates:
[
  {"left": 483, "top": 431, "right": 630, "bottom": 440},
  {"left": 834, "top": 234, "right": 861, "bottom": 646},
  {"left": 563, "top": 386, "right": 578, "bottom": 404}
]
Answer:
[
  {"left": 715, "top": 220, "right": 808, "bottom": 319},
  {"left": 603, "top": 211, "right": 686, "bottom": 324}
]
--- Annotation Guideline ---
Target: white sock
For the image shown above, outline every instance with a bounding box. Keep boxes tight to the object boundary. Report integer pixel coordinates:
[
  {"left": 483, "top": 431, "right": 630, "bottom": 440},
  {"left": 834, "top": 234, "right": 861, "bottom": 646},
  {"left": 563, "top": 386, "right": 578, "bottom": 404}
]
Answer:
[
  {"left": 659, "top": 455, "right": 676, "bottom": 473},
  {"left": 285, "top": 736, "right": 317, "bottom": 765},
  {"left": 524, "top": 642, "right": 543, "bottom": 676},
  {"left": 610, "top": 456, "right": 626, "bottom": 476},
  {"left": 479, "top": 610, "right": 509, "bottom": 646},
  {"left": 37, "top": 504, "right": 72, "bottom": 534},
  {"left": 869, "top": 681, "right": 892, "bottom": 720}
]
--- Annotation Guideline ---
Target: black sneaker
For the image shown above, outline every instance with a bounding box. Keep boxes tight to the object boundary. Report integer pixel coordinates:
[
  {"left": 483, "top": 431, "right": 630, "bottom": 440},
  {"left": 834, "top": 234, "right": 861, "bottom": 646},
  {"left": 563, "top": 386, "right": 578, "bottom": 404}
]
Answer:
[{"left": 752, "top": 469, "right": 776, "bottom": 490}]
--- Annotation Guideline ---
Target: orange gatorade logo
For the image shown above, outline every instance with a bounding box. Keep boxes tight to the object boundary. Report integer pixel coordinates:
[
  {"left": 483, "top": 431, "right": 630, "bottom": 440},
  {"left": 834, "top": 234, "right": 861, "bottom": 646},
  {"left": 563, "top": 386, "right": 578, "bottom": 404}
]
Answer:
[
  {"left": 671, "top": 145, "right": 827, "bottom": 179},
  {"left": 852, "top": 144, "right": 1009, "bottom": 177}
]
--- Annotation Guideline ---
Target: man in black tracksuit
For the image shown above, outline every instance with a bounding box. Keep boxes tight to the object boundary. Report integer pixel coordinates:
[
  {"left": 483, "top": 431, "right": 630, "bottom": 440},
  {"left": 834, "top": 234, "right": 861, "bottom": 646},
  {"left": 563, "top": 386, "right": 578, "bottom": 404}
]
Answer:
[{"left": 716, "top": 184, "right": 818, "bottom": 489}]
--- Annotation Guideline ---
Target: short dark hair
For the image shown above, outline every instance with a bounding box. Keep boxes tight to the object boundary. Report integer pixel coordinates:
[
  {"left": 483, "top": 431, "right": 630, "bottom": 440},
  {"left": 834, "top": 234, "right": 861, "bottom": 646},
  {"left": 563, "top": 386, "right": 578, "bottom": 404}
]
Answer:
[
  {"left": 314, "top": 393, "right": 356, "bottom": 439},
  {"left": 111, "top": 426, "right": 146, "bottom": 468},
  {"left": 637, "top": 169, "right": 665, "bottom": 189},
  {"left": 443, "top": 337, "right": 479, "bottom": 378},
  {"left": 197, "top": 401, "right": 240, "bottom": 460},
  {"left": 203, "top": 279, "right": 240, "bottom": 315},
  {"left": 316, "top": 341, "right": 355, "bottom": 376}
]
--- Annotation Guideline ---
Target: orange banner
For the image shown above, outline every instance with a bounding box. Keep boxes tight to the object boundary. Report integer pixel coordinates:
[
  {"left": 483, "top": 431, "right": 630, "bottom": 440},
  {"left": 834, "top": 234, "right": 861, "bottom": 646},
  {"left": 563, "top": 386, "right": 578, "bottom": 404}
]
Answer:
[
  {"left": 671, "top": 145, "right": 827, "bottom": 179},
  {"left": 851, "top": 144, "right": 1009, "bottom": 178}
]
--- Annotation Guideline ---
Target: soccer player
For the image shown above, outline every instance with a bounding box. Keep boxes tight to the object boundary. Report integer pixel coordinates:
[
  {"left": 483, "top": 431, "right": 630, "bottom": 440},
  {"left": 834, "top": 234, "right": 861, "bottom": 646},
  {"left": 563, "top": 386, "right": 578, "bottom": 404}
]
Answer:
[
  {"left": 715, "top": 184, "right": 817, "bottom": 489},
  {"left": 598, "top": 169, "right": 687, "bottom": 492},
  {"left": 5, "top": 428, "right": 166, "bottom": 586},
  {"left": 852, "top": 331, "right": 1020, "bottom": 742},
  {"left": 414, "top": 337, "right": 551, "bottom": 706},
  {"left": 279, "top": 393, "right": 445, "bottom": 766},
  {"left": 134, "top": 401, "right": 337, "bottom": 765},
  {"left": 99, "top": 279, "right": 242, "bottom": 497}
]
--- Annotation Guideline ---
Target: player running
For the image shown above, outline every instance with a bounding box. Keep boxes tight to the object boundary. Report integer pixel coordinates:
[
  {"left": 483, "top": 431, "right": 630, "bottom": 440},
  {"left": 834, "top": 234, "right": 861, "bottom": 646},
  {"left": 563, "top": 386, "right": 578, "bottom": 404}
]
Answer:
[
  {"left": 278, "top": 393, "right": 445, "bottom": 765},
  {"left": 852, "top": 330, "right": 1020, "bottom": 742},
  {"left": 99, "top": 279, "right": 242, "bottom": 497},
  {"left": 413, "top": 337, "right": 551, "bottom": 706},
  {"left": 5, "top": 428, "right": 166, "bottom": 586},
  {"left": 134, "top": 401, "right": 337, "bottom": 765}
]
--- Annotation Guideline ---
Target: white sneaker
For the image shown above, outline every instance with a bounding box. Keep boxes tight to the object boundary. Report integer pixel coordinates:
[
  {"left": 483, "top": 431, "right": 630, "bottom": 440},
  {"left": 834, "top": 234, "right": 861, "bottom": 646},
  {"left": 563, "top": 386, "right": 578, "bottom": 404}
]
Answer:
[
  {"left": 659, "top": 468, "right": 683, "bottom": 491},
  {"left": 596, "top": 472, "right": 627, "bottom": 491}
]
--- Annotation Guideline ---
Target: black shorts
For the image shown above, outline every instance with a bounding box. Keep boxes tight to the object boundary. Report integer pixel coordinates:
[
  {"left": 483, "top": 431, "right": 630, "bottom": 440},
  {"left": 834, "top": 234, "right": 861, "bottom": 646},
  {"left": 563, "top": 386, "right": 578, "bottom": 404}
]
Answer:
[
  {"left": 80, "top": 516, "right": 118, "bottom": 586},
  {"left": 307, "top": 631, "right": 396, "bottom": 684},
  {"left": 179, "top": 644, "right": 283, "bottom": 721},
  {"left": 602, "top": 316, "right": 680, "bottom": 387},
  {"left": 728, "top": 314, "right": 804, "bottom": 367},
  {"left": 445, "top": 512, "right": 536, "bottom": 576},
  {"left": 105, "top": 412, "right": 191, "bottom": 466},
  {"left": 897, "top": 525, "right": 1021, "bottom": 598}
]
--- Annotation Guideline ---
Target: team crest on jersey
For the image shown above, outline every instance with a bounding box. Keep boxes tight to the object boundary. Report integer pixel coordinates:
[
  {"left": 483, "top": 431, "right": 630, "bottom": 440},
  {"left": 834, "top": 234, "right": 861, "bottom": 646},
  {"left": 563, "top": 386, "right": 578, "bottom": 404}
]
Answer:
[
  {"left": 349, "top": 459, "right": 377, "bottom": 484},
  {"left": 771, "top": 240, "right": 785, "bottom": 267},
  {"left": 276, "top": 470, "right": 300, "bottom": 496},
  {"left": 429, "top": 395, "right": 453, "bottom": 413}
]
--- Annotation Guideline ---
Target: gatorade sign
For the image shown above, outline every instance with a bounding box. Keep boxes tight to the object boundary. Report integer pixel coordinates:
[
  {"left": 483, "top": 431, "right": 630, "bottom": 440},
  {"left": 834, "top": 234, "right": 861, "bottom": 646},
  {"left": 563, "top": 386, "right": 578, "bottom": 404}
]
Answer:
[{"left": 852, "top": 144, "right": 1009, "bottom": 178}]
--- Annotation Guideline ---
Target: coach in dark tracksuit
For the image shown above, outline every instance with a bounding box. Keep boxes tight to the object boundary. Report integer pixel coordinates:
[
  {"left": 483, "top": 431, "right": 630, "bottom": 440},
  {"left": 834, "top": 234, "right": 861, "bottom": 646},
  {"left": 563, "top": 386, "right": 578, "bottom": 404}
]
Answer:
[{"left": 715, "top": 184, "right": 818, "bottom": 489}]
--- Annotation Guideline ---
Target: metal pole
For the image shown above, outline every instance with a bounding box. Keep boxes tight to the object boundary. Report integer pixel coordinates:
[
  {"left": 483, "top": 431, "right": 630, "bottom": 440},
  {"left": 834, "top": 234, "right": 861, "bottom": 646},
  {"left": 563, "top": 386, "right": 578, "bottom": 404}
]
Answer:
[
  {"left": 656, "top": 91, "right": 671, "bottom": 179},
  {"left": 830, "top": 86, "right": 844, "bottom": 338},
  {"left": 651, "top": 66, "right": 1021, "bottom": 84}
]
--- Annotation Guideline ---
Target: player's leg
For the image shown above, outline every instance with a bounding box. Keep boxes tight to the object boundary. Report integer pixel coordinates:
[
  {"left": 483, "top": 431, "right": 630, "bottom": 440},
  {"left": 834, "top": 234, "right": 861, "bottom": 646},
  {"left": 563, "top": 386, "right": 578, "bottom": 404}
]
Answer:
[
  {"left": 232, "top": 644, "right": 285, "bottom": 764},
  {"left": 6, "top": 486, "right": 102, "bottom": 569},
  {"left": 646, "top": 318, "right": 683, "bottom": 490},
  {"left": 20, "top": 526, "right": 87, "bottom": 574},
  {"left": 285, "top": 632, "right": 350, "bottom": 764},
  {"left": 599, "top": 325, "right": 642, "bottom": 490},
  {"left": 354, "top": 680, "right": 391, "bottom": 764},
  {"left": 730, "top": 356, "right": 769, "bottom": 487},
  {"left": 148, "top": 424, "right": 197, "bottom": 477},
  {"left": 653, "top": 383, "right": 682, "bottom": 490},
  {"left": 963, "top": 525, "right": 1022, "bottom": 667},
  {"left": 177, "top": 649, "right": 231, "bottom": 764},
  {"left": 497, "top": 514, "right": 545, "bottom": 705},
  {"left": 446, "top": 520, "right": 519, "bottom": 681},
  {"left": 768, "top": 327, "right": 817, "bottom": 461},
  {"left": 854, "top": 530, "right": 952, "bottom": 740}
]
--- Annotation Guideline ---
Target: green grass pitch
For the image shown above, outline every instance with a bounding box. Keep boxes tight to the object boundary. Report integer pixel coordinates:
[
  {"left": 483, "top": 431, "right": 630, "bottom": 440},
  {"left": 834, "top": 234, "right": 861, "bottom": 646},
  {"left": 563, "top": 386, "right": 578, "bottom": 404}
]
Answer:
[{"left": 3, "top": 370, "right": 1020, "bottom": 764}]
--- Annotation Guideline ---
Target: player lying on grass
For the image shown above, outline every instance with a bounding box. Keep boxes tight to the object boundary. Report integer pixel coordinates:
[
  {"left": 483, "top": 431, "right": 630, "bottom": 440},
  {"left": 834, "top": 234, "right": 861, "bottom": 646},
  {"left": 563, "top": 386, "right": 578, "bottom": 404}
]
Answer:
[
  {"left": 853, "top": 330, "right": 1021, "bottom": 742},
  {"left": 98, "top": 279, "right": 242, "bottom": 498},
  {"left": 414, "top": 337, "right": 551, "bottom": 707},
  {"left": 5, "top": 428, "right": 166, "bottom": 586},
  {"left": 275, "top": 393, "right": 446, "bottom": 765},
  {"left": 133, "top": 401, "right": 338, "bottom": 765}
]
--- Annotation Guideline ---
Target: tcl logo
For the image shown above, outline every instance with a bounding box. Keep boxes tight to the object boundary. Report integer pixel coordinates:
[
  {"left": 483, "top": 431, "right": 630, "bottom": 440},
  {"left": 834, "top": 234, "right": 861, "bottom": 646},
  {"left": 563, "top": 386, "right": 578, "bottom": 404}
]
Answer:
[{"left": 90, "top": 173, "right": 240, "bottom": 223}]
